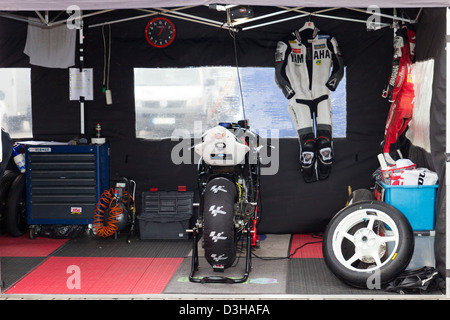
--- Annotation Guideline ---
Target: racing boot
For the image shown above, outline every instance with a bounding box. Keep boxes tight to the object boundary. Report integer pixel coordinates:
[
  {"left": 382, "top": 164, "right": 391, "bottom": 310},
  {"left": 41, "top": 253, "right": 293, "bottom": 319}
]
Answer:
[
  {"left": 299, "top": 133, "right": 317, "bottom": 183},
  {"left": 316, "top": 131, "right": 333, "bottom": 180}
]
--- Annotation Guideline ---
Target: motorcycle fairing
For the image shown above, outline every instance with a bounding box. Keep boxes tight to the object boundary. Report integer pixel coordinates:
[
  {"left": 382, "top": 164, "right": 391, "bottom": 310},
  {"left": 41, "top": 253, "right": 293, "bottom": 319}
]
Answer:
[{"left": 194, "top": 125, "right": 250, "bottom": 166}]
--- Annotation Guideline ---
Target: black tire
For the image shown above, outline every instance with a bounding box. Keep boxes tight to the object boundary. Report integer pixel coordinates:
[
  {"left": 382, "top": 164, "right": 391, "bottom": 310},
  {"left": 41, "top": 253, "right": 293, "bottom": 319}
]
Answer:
[
  {"left": 0, "top": 170, "right": 19, "bottom": 228},
  {"left": 323, "top": 200, "right": 414, "bottom": 289},
  {"left": 203, "top": 177, "right": 237, "bottom": 270},
  {"left": 348, "top": 188, "right": 374, "bottom": 205},
  {"left": 5, "top": 173, "right": 28, "bottom": 237}
]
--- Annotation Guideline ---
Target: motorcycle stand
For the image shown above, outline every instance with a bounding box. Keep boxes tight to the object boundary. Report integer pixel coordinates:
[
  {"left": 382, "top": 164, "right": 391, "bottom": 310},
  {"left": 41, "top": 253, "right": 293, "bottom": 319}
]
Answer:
[{"left": 188, "top": 226, "right": 253, "bottom": 284}]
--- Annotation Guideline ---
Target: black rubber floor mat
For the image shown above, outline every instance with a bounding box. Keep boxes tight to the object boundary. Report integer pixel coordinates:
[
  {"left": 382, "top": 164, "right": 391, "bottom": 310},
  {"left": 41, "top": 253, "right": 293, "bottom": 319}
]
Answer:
[
  {"left": 163, "top": 256, "right": 288, "bottom": 294},
  {"left": 287, "top": 258, "right": 393, "bottom": 295},
  {"left": 1, "top": 257, "right": 46, "bottom": 292},
  {"left": 52, "top": 234, "right": 192, "bottom": 258}
]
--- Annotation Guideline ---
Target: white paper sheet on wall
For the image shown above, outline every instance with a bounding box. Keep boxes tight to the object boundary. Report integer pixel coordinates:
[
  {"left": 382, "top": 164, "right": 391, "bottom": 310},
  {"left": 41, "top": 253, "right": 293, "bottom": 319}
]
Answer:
[{"left": 69, "top": 68, "right": 94, "bottom": 101}]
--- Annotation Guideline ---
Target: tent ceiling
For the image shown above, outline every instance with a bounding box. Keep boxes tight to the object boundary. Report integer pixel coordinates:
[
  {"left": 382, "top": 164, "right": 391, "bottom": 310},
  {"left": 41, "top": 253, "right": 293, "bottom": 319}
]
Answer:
[
  {"left": 0, "top": 0, "right": 448, "bottom": 11},
  {"left": 0, "top": 5, "right": 421, "bottom": 32}
]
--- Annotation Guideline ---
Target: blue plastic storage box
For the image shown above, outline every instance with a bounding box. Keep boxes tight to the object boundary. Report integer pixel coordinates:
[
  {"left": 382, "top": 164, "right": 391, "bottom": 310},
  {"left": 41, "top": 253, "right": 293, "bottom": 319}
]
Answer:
[{"left": 380, "top": 182, "right": 438, "bottom": 231}]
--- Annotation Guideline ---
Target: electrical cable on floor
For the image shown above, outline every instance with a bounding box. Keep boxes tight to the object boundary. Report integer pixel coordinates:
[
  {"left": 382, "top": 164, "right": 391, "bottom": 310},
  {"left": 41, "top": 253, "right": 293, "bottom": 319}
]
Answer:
[
  {"left": 287, "top": 234, "right": 323, "bottom": 258},
  {"left": 251, "top": 233, "right": 323, "bottom": 261}
]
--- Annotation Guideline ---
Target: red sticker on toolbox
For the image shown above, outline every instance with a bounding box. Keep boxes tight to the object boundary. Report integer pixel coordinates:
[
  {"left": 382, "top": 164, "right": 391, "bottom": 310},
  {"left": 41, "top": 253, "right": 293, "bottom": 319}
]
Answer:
[{"left": 70, "top": 207, "right": 82, "bottom": 214}]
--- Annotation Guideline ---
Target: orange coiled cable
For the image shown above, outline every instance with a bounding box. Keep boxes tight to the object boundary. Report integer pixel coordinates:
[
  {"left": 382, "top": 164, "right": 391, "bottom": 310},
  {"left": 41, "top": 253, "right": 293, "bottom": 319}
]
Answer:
[{"left": 93, "top": 188, "right": 124, "bottom": 238}]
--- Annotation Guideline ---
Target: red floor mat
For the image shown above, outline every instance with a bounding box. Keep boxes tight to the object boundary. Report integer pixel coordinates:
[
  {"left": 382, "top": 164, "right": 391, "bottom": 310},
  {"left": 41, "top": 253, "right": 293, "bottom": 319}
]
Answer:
[
  {"left": 4, "top": 256, "right": 183, "bottom": 294},
  {"left": 0, "top": 234, "right": 68, "bottom": 257},
  {"left": 290, "top": 234, "right": 323, "bottom": 258}
]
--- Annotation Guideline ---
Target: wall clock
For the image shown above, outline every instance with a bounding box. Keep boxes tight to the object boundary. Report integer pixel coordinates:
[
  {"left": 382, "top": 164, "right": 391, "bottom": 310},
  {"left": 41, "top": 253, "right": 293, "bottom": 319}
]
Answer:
[{"left": 145, "top": 17, "right": 176, "bottom": 48}]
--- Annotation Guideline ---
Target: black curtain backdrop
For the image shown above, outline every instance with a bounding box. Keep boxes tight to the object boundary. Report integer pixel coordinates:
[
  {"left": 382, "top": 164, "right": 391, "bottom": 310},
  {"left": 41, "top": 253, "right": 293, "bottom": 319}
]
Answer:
[
  {"left": 0, "top": 8, "right": 444, "bottom": 240},
  {"left": 409, "top": 8, "right": 446, "bottom": 280}
]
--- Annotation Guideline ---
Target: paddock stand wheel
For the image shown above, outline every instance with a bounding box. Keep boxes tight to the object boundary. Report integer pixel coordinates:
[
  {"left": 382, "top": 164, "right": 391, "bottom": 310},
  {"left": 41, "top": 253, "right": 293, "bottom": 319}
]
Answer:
[
  {"left": 323, "top": 200, "right": 414, "bottom": 289},
  {"left": 29, "top": 225, "right": 40, "bottom": 240}
]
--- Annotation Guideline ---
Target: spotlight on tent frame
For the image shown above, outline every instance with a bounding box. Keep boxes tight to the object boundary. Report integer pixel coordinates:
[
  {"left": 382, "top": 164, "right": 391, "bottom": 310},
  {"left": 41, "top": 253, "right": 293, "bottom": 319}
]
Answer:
[
  {"left": 208, "top": 4, "right": 238, "bottom": 12},
  {"left": 228, "top": 6, "right": 254, "bottom": 23}
]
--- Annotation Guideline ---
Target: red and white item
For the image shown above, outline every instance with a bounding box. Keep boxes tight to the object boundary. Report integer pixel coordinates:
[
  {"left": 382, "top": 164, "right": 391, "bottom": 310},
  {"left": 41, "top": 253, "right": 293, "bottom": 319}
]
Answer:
[
  {"left": 380, "top": 158, "right": 416, "bottom": 185},
  {"left": 391, "top": 168, "right": 438, "bottom": 186}
]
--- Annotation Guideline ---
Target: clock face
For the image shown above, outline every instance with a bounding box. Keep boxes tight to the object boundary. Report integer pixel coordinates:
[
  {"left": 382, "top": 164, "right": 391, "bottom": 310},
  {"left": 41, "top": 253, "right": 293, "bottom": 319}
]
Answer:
[{"left": 145, "top": 17, "right": 176, "bottom": 48}]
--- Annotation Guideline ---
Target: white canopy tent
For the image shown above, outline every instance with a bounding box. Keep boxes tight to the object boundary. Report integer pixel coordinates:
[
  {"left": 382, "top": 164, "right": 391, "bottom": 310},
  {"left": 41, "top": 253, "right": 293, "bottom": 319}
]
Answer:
[
  {"left": 0, "top": 0, "right": 448, "bottom": 11},
  {"left": 0, "top": 5, "right": 420, "bottom": 30}
]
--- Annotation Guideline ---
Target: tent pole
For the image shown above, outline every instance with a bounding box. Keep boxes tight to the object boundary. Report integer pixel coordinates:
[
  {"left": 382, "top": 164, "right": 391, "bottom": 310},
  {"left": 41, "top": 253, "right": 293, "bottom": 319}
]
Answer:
[
  {"left": 34, "top": 11, "right": 47, "bottom": 25},
  {"left": 242, "top": 12, "right": 308, "bottom": 30},
  {"left": 137, "top": 8, "right": 230, "bottom": 30},
  {"left": 89, "top": 7, "right": 201, "bottom": 29},
  {"left": 48, "top": 9, "right": 114, "bottom": 27},
  {"left": 85, "top": 7, "right": 231, "bottom": 30},
  {"left": 155, "top": 7, "right": 225, "bottom": 26},
  {"left": 347, "top": 7, "right": 417, "bottom": 24},
  {"left": 0, "top": 12, "right": 45, "bottom": 26},
  {"left": 88, "top": 12, "right": 159, "bottom": 28},
  {"left": 88, "top": 8, "right": 229, "bottom": 28},
  {"left": 242, "top": 8, "right": 389, "bottom": 31},
  {"left": 47, "top": 11, "right": 64, "bottom": 24},
  {"left": 443, "top": 5, "right": 450, "bottom": 298},
  {"left": 242, "top": 7, "right": 339, "bottom": 31},
  {"left": 231, "top": 6, "right": 305, "bottom": 26},
  {"left": 308, "top": 12, "right": 390, "bottom": 27},
  {"left": 79, "top": 15, "right": 85, "bottom": 135}
]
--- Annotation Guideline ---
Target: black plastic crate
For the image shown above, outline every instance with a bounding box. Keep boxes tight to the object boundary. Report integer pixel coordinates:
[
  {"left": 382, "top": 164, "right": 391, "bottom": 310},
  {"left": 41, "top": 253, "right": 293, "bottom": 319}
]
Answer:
[{"left": 138, "top": 191, "right": 193, "bottom": 239}]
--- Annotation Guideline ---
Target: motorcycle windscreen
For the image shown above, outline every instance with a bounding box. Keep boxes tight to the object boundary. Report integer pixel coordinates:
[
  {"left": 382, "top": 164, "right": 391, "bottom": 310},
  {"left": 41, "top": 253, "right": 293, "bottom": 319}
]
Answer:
[{"left": 194, "top": 125, "right": 249, "bottom": 166}]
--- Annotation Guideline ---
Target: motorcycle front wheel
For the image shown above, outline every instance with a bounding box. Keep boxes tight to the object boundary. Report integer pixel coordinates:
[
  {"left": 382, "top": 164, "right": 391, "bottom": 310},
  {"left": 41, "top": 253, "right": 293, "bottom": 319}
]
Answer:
[
  {"left": 203, "top": 177, "right": 237, "bottom": 270},
  {"left": 323, "top": 200, "right": 414, "bottom": 288}
]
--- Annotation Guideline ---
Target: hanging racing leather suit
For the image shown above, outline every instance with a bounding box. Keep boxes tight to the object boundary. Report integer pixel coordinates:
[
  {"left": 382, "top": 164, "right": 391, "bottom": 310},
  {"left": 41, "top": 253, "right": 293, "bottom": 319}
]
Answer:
[
  {"left": 381, "top": 25, "right": 416, "bottom": 164},
  {"left": 275, "top": 21, "right": 344, "bottom": 182}
]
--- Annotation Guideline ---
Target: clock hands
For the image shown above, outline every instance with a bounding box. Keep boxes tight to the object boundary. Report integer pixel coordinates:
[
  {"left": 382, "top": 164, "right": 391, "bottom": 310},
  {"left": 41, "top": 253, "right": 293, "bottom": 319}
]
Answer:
[{"left": 158, "top": 25, "right": 165, "bottom": 36}]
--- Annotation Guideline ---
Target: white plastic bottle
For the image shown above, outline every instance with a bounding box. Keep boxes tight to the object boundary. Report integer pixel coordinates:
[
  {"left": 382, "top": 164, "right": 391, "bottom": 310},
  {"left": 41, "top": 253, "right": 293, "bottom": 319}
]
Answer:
[{"left": 12, "top": 144, "right": 26, "bottom": 173}]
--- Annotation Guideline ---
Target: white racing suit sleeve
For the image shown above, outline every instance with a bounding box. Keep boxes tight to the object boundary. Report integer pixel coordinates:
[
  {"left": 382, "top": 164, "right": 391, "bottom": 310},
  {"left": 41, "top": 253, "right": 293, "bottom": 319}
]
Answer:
[
  {"left": 275, "top": 40, "right": 295, "bottom": 99},
  {"left": 325, "top": 37, "right": 344, "bottom": 92}
]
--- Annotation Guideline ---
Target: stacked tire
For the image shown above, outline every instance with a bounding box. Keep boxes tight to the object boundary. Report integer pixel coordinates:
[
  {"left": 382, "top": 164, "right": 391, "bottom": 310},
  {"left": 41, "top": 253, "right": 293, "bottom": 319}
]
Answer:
[{"left": 0, "top": 170, "right": 27, "bottom": 237}]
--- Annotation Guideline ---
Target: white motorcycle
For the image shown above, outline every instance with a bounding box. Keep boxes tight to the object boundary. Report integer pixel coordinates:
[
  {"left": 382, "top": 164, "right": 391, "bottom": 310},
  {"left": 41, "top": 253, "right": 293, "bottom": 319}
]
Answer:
[{"left": 189, "top": 121, "right": 264, "bottom": 283}]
